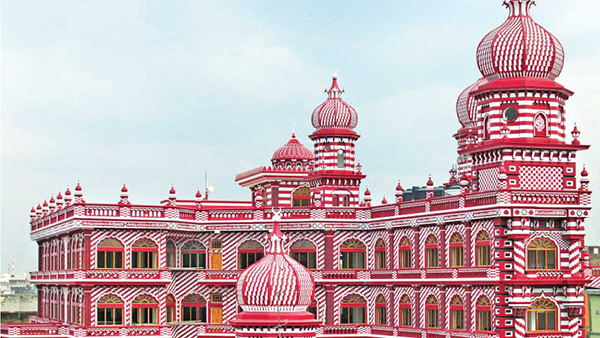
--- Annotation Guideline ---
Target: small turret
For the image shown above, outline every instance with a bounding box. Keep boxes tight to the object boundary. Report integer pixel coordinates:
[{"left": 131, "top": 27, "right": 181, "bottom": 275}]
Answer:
[
  {"left": 56, "top": 192, "right": 64, "bottom": 209},
  {"left": 64, "top": 187, "right": 73, "bottom": 206},
  {"left": 74, "top": 183, "right": 84, "bottom": 203},
  {"left": 364, "top": 188, "right": 372, "bottom": 206},
  {"left": 395, "top": 180, "right": 404, "bottom": 203},
  {"left": 30, "top": 207, "right": 36, "bottom": 221},
  {"left": 426, "top": 176, "right": 435, "bottom": 199},
  {"left": 42, "top": 200, "right": 49, "bottom": 215},
  {"left": 572, "top": 125, "right": 581, "bottom": 145},
  {"left": 381, "top": 196, "right": 388, "bottom": 205},
  {"left": 119, "top": 184, "right": 130, "bottom": 205},
  {"left": 48, "top": 196, "right": 56, "bottom": 212}
]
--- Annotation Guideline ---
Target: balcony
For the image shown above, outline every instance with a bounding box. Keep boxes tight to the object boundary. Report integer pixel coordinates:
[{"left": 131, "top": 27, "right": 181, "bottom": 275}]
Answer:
[{"left": 29, "top": 269, "right": 171, "bottom": 285}]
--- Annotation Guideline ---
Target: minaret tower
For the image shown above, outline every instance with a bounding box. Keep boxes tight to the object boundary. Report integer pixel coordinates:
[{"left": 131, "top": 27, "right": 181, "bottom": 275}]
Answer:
[
  {"left": 455, "top": 2, "right": 590, "bottom": 338},
  {"left": 231, "top": 210, "right": 320, "bottom": 337},
  {"left": 308, "top": 73, "right": 365, "bottom": 207}
]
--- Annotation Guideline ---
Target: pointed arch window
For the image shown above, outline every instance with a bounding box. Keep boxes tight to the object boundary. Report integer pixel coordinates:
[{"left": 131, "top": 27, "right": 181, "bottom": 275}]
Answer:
[
  {"left": 476, "top": 231, "right": 491, "bottom": 267},
  {"left": 132, "top": 239, "right": 157, "bottom": 269},
  {"left": 97, "top": 238, "right": 123, "bottom": 269},
  {"left": 527, "top": 299, "right": 557, "bottom": 332},
  {"left": 483, "top": 115, "right": 491, "bottom": 140},
  {"left": 337, "top": 149, "right": 345, "bottom": 168},
  {"left": 425, "top": 235, "right": 439, "bottom": 268},
  {"left": 290, "top": 240, "right": 317, "bottom": 269},
  {"left": 400, "top": 295, "right": 412, "bottom": 327},
  {"left": 166, "top": 241, "right": 176, "bottom": 268},
  {"left": 450, "top": 295, "right": 465, "bottom": 330},
  {"left": 399, "top": 237, "right": 412, "bottom": 269},
  {"left": 450, "top": 233, "right": 464, "bottom": 267},
  {"left": 534, "top": 113, "right": 548, "bottom": 138},
  {"left": 166, "top": 294, "right": 175, "bottom": 323},
  {"left": 375, "top": 239, "right": 386, "bottom": 269},
  {"left": 476, "top": 296, "right": 492, "bottom": 332},
  {"left": 292, "top": 187, "right": 310, "bottom": 207},
  {"left": 131, "top": 295, "right": 158, "bottom": 325},
  {"left": 238, "top": 240, "right": 264, "bottom": 269},
  {"left": 426, "top": 295, "right": 439, "bottom": 328},
  {"left": 340, "top": 239, "right": 366, "bottom": 269},
  {"left": 375, "top": 294, "right": 387, "bottom": 325},
  {"left": 182, "top": 294, "right": 207, "bottom": 323},
  {"left": 182, "top": 241, "right": 207, "bottom": 269},
  {"left": 527, "top": 238, "right": 557, "bottom": 271},
  {"left": 97, "top": 295, "right": 123, "bottom": 326},
  {"left": 340, "top": 294, "right": 366, "bottom": 324}
]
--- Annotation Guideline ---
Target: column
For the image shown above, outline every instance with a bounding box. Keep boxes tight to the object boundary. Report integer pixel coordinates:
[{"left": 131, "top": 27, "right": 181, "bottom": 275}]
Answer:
[
  {"left": 414, "top": 287, "right": 421, "bottom": 328},
  {"left": 465, "top": 286, "right": 472, "bottom": 331},
  {"left": 325, "top": 285, "right": 335, "bottom": 325},
  {"left": 83, "top": 231, "right": 92, "bottom": 270},
  {"left": 439, "top": 286, "right": 446, "bottom": 329},
  {"left": 465, "top": 222, "right": 472, "bottom": 267},
  {"left": 439, "top": 226, "right": 446, "bottom": 268},
  {"left": 324, "top": 230, "right": 335, "bottom": 270},
  {"left": 83, "top": 286, "right": 92, "bottom": 326},
  {"left": 413, "top": 227, "right": 421, "bottom": 269},
  {"left": 387, "top": 229, "right": 395, "bottom": 269},
  {"left": 388, "top": 287, "right": 396, "bottom": 326}
]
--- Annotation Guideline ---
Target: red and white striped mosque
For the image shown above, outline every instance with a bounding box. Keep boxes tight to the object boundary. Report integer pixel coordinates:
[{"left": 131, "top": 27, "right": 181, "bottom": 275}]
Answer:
[{"left": 1, "top": 1, "right": 595, "bottom": 337}]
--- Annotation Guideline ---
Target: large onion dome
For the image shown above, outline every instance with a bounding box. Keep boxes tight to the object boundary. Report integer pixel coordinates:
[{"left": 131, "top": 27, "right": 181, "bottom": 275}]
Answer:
[
  {"left": 311, "top": 73, "right": 358, "bottom": 130},
  {"left": 456, "top": 77, "right": 488, "bottom": 127},
  {"left": 235, "top": 213, "right": 315, "bottom": 313},
  {"left": 476, "top": 0, "right": 564, "bottom": 80},
  {"left": 271, "top": 133, "right": 315, "bottom": 162}
]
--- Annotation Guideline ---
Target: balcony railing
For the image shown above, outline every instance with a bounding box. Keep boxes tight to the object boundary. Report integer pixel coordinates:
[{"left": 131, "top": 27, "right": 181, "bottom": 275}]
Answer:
[
  {"left": 29, "top": 269, "right": 171, "bottom": 284},
  {"left": 30, "top": 188, "right": 589, "bottom": 233}
]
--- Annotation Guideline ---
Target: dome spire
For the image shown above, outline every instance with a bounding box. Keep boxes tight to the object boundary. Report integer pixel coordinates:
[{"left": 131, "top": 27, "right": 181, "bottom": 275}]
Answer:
[
  {"left": 504, "top": 0, "right": 535, "bottom": 17},
  {"left": 327, "top": 72, "right": 344, "bottom": 98},
  {"left": 268, "top": 208, "right": 286, "bottom": 254}
]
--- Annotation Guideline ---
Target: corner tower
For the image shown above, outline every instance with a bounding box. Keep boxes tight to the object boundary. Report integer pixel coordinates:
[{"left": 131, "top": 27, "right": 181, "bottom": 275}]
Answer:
[{"left": 308, "top": 73, "right": 365, "bottom": 207}]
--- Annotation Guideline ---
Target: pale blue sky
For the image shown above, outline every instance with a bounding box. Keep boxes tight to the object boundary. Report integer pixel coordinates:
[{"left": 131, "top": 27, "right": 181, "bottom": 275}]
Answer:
[{"left": 2, "top": 0, "right": 600, "bottom": 273}]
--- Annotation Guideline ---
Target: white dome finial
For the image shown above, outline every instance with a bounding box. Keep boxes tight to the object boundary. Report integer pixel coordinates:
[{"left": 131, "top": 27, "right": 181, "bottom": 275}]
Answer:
[{"left": 332, "top": 71, "right": 338, "bottom": 79}]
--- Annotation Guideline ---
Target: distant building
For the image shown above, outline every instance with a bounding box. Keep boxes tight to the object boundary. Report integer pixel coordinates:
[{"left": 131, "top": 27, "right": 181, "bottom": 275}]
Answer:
[{"left": 0, "top": 273, "right": 37, "bottom": 323}]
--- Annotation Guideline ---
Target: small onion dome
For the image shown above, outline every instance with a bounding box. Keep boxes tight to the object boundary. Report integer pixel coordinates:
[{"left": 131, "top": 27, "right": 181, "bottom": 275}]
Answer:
[
  {"left": 582, "top": 166, "right": 589, "bottom": 177},
  {"left": 456, "top": 77, "right": 488, "bottom": 127},
  {"left": 169, "top": 186, "right": 176, "bottom": 199},
  {"left": 65, "top": 187, "right": 72, "bottom": 197},
  {"left": 426, "top": 176, "right": 434, "bottom": 187},
  {"left": 121, "top": 184, "right": 128, "bottom": 193},
  {"left": 49, "top": 196, "right": 56, "bottom": 204},
  {"left": 36, "top": 204, "right": 42, "bottom": 211},
  {"left": 311, "top": 73, "right": 358, "bottom": 130},
  {"left": 272, "top": 133, "right": 314, "bottom": 162},
  {"left": 476, "top": 0, "right": 564, "bottom": 81},
  {"left": 195, "top": 189, "right": 203, "bottom": 199},
  {"left": 396, "top": 181, "right": 403, "bottom": 191},
  {"left": 236, "top": 212, "right": 315, "bottom": 312},
  {"left": 30, "top": 207, "right": 36, "bottom": 216},
  {"left": 75, "top": 182, "right": 82, "bottom": 192},
  {"left": 57, "top": 192, "right": 63, "bottom": 200},
  {"left": 381, "top": 196, "right": 388, "bottom": 204},
  {"left": 364, "top": 188, "right": 371, "bottom": 196}
]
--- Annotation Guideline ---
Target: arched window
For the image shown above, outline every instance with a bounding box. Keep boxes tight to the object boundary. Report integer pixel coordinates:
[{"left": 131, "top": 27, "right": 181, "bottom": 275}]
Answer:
[
  {"left": 426, "top": 295, "right": 439, "bottom": 328},
  {"left": 131, "top": 239, "right": 157, "bottom": 269},
  {"left": 97, "top": 238, "right": 123, "bottom": 269},
  {"left": 400, "top": 295, "right": 412, "bottom": 327},
  {"left": 97, "top": 295, "right": 123, "bottom": 326},
  {"left": 527, "top": 299, "right": 557, "bottom": 332},
  {"left": 527, "top": 238, "right": 557, "bottom": 271},
  {"left": 476, "top": 296, "right": 492, "bottom": 332},
  {"left": 340, "top": 239, "right": 366, "bottom": 269},
  {"left": 131, "top": 295, "right": 157, "bottom": 325},
  {"left": 166, "top": 241, "right": 176, "bottom": 268},
  {"left": 375, "top": 294, "right": 387, "bottom": 325},
  {"left": 292, "top": 187, "right": 310, "bottom": 207},
  {"left": 181, "top": 241, "right": 207, "bottom": 269},
  {"left": 340, "top": 294, "right": 366, "bottom": 324},
  {"left": 342, "top": 195, "right": 350, "bottom": 207},
  {"left": 182, "top": 294, "right": 207, "bottom": 323},
  {"left": 166, "top": 294, "right": 175, "bottom": 323},
  {"left": 375, "top": 239, "right": 386, "bottom": 269},
  {"left": 399, "top": 237, "right": 412, "bottom": 269},
  {"left": 238, "top": 241, "right": 264, "bottom": 269},
  {"left": 483, "top": 115, "right": 491, "bottom": 140},
  {"left": 425, "top": 235, "right": 439, "bottom": 268},
  {"left": 308, "top": 300, "right": 318, "bottom": 319},
  {"left": 476, "top": 231, "right": 491, "bottom": 267},
  {"left": 290, "top": 240, "right": 317, "bottom": 269},
  {"left": 332, "top": 195, "right": 340, "bottom": 207},
  {"left": 450, "top": 295, "right": 465, "bottom": 330},
  {"left": 450, "top": 233, "right": 464, "bottom": 267},
  {"left": 534, "top": 113, "right": 548, "bottom": 138},
  {"left": 337, "top": 149, "right": 345, "bottom": 168}
]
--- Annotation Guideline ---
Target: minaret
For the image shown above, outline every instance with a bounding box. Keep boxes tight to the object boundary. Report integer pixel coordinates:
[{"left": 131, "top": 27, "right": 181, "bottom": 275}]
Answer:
[
  {"left": 231, "top": 210, "right": 320, "bottom": 338},
  {"left": 308, "top": 73, "right": 366, "bottom": 207}
]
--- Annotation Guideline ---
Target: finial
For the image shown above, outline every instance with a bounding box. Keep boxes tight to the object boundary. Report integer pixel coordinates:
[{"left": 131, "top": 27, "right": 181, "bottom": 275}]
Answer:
[
  {"left": 268, "top": 208, "right": 286, "bottom": 254},
  {"left": 332, "top": 71, "right": 338, "bottom": 79},
  {"left": 427, "top": 175, "right": 434, "bottom": 187},
  {"left": 582, "top": 165, "right": 589, "bottom": 177},
  {"left": 503, "top": 0, "right": 535, "bottom": 17}
]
